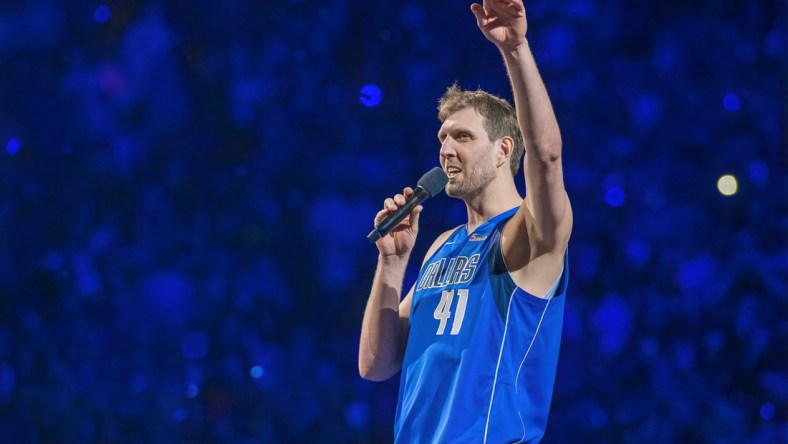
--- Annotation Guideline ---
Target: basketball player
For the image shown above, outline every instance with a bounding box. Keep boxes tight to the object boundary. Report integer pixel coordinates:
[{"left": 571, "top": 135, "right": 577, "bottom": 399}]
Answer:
[{"left": 358, "top": 0, "right": 572, "bottom": 442}]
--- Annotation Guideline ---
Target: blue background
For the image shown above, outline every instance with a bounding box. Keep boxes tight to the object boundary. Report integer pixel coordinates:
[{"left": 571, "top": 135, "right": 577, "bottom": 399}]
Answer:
[{"left": 1, "top": 0, "right": 785, "bottom": 442}]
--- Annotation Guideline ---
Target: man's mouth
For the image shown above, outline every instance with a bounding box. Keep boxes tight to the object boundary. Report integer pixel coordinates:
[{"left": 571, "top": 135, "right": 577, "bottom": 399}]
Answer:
[{"left": 445, "top": 166, "right": 462, "bottom": 179}]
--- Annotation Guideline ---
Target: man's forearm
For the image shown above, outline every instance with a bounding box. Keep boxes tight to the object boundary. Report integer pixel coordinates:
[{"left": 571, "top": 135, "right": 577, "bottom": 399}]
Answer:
[
  {"left": 502, "top": 41, "right": 562, "bottom": 160},
  {"left": 358, "top": 255, "right": 409, "bottom": 381}
]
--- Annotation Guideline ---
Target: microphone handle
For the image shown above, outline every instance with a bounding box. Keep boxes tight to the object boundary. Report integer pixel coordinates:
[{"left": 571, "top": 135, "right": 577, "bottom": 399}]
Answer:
[{"left": 367, "top": 186, "right": 430, "bottom": 243}]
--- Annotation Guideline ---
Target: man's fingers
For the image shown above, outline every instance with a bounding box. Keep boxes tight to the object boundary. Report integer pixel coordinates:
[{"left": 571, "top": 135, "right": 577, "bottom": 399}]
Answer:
[
  {"left": 378, "top": 186, "right": 423, "bottom": 227},
  {"left": 409, "top": 204, "right": 423, "bottom": 228},
  {"left": 470, "top": 3, "right": 487, "bottom": 24},
  {"left": 384, "top": 189, "right": 413, "bottom": 211},
  {"left": 377, "top": 191, "right": 423, "bottom": 224},
  {"left": 374, "top": 208, "right": 389, "bottom": 225}
]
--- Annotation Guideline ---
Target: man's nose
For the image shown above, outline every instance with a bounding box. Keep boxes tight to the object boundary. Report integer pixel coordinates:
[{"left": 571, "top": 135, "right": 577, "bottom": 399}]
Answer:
[{"left": 440, "top": 139, "right": 457, "bottom": 158}]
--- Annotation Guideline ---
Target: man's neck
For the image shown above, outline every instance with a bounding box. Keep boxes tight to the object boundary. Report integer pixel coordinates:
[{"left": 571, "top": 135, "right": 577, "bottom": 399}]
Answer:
[{"left": 463, "top": 178, "right": 522, "bottom": 232}]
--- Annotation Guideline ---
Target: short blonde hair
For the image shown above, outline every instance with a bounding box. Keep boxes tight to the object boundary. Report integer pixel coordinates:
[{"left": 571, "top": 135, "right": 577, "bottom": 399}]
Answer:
[{"left": 437, "top": 84, "right": 525, "bottom": 177}]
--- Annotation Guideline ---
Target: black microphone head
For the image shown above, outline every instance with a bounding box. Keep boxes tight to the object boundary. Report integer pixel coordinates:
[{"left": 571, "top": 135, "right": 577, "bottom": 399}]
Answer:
[{"left": 417, "top": 167, "right": 449, "bottom": 198}]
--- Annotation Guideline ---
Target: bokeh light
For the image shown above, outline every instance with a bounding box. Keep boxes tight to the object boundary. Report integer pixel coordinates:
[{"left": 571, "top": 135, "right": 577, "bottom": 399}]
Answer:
[
  {"left": 6, "top": 138, "right": 21, "bottom": 155},
  {"left": 605, "top": 186, "right": 626, "bottom": 207},
  {"left": 93, "top": 5, "right": 110, "bottom": 23},
  {"left": 186, "top": 384, "right": 199, "bottom": 399},
  {"left": 717, "top": 174, "right": 738, "bottom": 196},
  {"left": 722, "top": 92, "right": 740, "bottom": 111},
  {"left": 359, "top": 84, "right": 382, "bottom": 107},
  {"left": 760, "top": 403, "right": 775, "bottom": 421},
  {"left": 250, "top": 365, "right": 265, "bottom": 379}
]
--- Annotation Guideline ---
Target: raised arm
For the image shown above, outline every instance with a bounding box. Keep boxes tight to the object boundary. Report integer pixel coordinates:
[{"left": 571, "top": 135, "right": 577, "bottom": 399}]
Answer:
[{"left": 472, "top": 0, "right": 571, "bottom": 258}]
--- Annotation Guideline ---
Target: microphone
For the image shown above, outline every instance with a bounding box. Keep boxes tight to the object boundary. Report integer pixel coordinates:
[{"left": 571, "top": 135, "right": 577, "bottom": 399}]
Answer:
[{"left": 367, "top": 167, "right": 448, "bottom": 243}]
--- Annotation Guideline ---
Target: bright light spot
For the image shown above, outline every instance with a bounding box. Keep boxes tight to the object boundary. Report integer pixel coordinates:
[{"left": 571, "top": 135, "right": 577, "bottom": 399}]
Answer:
[
  {"left": 93, "top": 5, "right": 111, "bottom": 23},
  {"left": 717, "top": 174, "right": 738, "bottom": 196},
  {"left": 605, "top": 186, "right": 625, "bottom": 207},
  {"left": 359, "top": 84, "right": 382, "bottom": 107},
  {"left": 722, "top": 92, "right": 740, "bottom": 112},
  {"left": 250, "top": 365, "right": 265, "bottom": 379},
  {"left": 6, "top": 138, "right": 21, "bottom": 155},
  {"left": 186, "top": 383, "right": 199, "bottom": 398}
]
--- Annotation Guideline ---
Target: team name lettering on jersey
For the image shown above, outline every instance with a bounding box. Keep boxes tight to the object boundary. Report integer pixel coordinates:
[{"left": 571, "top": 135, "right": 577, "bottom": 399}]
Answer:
[{"left": 416, "top": 254, "right": 480, "bottom": 290}]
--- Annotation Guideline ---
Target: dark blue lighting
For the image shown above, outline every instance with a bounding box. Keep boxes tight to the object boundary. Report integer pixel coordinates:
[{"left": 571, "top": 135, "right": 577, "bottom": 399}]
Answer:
[
  {"left": 250, "top": 365, "right": 265, "bottom": 379},
  {"left": 6, "top": 138, "right": 21, "bottom": 155},
  {"left": 587, "top": 405, "right": 608, "bottom": 427},
  {"left": 130, "top": 374, "right": 149, "bottom": 393},
  {"left": 401, "top": 4, "right": 425, "bottom": 28},
  {"left": 42, "top": 251, "right": 64, "bottom": 271},
  {"left": 625, "top": 240, "right": 650, "bottom": 265},
  {"left": 605, "top": 187, "right": 625, "bottom": 207},
  {"left": 186, "top": 383, "right": 199, "bottom": 398},
  {"left": 540, "top": 24, "right": 576, "bottom": 68},
  {"left": 93, "top": 5, "right": 110, "bottom": 23},
  {"left": 0, "top": 364, "right": 16, "bottom": 399},
  {"left": 672, "top": 342, "right": 695, "bottom": 370},
  {"left": 630, "top": 94, "right": 662, "bottom": 129},
  {"left": 181, "top": 332, "right": 209, "bottom": 360},
  {"left": 760, "top": 403, "right": 775, "bottom": 421},
  {"left": 704, "top": 331, "right": 725, "bottom": 354},
  {"left": 591, "top": 296, "right": 633, "bottom": 356},
  {"left": 748, "top": 160, "right": 768, "bottom": 184},
  {"left": 676, "top": 256, "right": 716, "bottom": 291},
  {"left": 722, "top": 92, "right": 740, "bottom": 111},
  {"left": 359, "top": 84, "right": 382, "bottom": 107},
  {"left": 345, "top": 400, "right": 369, "bottom": 430},
  {"left": 640, "top": 337, "right": 659, "bottom": 359},
  {"left": 172, "top": 408, "right": 188, "bottom": 422}
]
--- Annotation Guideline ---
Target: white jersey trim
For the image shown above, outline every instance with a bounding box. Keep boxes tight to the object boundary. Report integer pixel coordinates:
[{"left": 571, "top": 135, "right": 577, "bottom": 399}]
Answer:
[
  {"left": 483, "top": 286, "right": 517, "bottom": 443},
  {"left": 484, "top": 267, "right": 563, "bottom": 443}
]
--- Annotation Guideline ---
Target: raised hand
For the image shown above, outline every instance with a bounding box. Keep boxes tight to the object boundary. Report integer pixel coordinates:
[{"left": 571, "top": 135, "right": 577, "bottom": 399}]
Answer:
[
  {"left": 470, "top": 0, "right": 527, "bottom": 50},
  {"left": 374, "top": 187, "right": 423, "bottom": 258}
]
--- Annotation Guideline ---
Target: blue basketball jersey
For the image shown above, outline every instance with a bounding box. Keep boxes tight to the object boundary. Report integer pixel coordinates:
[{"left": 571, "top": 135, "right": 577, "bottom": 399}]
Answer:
[{"left": 394, "top": 207, "right": 568, "bottom": 444}]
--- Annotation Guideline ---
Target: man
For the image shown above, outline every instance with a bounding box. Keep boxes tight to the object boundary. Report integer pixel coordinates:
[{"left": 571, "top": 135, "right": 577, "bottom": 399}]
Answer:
[{"left": 358, "top": 0, "right": 572, "bottom": 442}]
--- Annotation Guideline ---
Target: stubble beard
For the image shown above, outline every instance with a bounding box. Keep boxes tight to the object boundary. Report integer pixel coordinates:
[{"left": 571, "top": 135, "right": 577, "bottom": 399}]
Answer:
[{"left": 445, "top": 155, "right": 497, "bottom": 199}]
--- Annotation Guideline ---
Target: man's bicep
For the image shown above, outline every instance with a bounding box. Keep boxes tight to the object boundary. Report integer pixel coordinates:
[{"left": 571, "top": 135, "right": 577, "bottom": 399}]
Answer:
[{"left": 523, "top": 153, "right": 572, "bottom": 248}]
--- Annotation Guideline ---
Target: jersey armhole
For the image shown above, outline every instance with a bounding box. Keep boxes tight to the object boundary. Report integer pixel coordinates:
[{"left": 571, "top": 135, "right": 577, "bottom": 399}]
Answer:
[{"left": 488, "top": 221, "right": 569, "bottom": 316}]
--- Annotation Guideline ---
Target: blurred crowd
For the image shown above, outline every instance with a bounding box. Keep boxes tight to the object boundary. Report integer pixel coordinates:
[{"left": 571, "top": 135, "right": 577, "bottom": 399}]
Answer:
[{"left": 0, "top": 0, "right": 785, "bottom": 442}]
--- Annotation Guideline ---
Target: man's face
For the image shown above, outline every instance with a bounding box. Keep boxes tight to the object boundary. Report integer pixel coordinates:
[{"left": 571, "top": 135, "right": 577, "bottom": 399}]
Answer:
[{"left": 438, "top": 107, "right": 497, "bottom": 198}]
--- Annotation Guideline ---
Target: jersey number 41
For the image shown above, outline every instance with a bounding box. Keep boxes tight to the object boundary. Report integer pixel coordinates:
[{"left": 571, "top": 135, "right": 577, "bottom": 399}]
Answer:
[{"left": 433, "top": 289, "right": 469, "bottom": 335}]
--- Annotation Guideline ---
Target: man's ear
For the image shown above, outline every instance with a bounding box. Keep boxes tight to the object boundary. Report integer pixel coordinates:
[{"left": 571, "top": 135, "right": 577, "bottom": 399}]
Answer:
[{"left": 497, "top": 136, "right": 514, "bottom": 168}]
